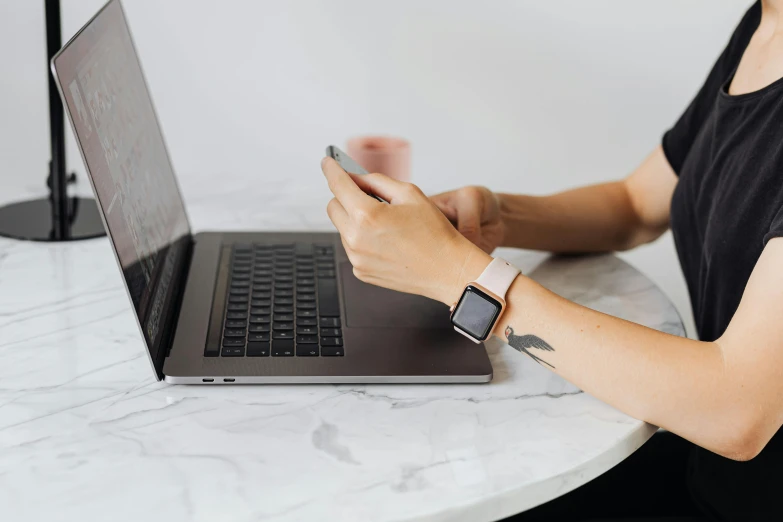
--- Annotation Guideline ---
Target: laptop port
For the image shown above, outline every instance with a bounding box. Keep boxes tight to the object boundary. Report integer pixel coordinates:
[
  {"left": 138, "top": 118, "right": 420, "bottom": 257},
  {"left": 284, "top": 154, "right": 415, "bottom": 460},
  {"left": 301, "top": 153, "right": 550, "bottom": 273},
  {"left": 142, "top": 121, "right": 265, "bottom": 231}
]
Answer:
[
  {"left": 202, "top": 378, "right": 214, "bottom": 383},
  {"left": 223, "top": 378, "right": 235, "bottom": 382}
]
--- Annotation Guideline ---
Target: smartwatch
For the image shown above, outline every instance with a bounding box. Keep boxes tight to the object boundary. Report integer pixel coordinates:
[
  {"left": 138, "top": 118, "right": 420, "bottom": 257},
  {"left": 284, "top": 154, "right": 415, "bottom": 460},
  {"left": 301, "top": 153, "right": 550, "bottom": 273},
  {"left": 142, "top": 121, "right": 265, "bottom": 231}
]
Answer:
[{"left": 449, "top": 258, "right": 520, "bottom": 343}]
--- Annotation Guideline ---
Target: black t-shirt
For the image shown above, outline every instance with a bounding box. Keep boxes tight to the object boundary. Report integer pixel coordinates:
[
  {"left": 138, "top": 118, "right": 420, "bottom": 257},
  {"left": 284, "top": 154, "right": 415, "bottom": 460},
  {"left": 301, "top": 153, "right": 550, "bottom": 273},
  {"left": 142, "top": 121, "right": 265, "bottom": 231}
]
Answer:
[{"left": 664, "top": 2, "right": 782, "bottom": 519}]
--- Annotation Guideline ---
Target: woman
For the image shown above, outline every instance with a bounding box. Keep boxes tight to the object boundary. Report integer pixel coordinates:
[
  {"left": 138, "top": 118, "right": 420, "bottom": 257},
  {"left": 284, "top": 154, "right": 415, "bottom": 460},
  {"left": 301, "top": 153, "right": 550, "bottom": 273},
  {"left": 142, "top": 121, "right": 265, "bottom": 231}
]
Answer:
[{"left": 321, "top": 1, "right": 782, "bottom": 520}]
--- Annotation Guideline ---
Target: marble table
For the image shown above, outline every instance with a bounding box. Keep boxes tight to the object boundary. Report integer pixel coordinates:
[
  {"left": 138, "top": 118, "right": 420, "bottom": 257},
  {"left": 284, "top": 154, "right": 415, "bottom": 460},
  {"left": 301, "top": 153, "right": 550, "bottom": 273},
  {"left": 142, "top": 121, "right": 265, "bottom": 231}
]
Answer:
[{"left": 0, "top": 174, "right": 684, "bottom": 522}]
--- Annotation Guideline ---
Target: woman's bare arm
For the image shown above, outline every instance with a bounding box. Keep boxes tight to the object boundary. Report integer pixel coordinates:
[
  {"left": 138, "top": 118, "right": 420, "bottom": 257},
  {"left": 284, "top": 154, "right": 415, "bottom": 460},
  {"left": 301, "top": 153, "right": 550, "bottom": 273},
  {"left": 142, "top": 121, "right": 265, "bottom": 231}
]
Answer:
[
  {"left": 447, "top": 238, "right": 783, "bottom": 462},
  {"left": 432, "top": 146, "right": 678, "bottom": 254}
]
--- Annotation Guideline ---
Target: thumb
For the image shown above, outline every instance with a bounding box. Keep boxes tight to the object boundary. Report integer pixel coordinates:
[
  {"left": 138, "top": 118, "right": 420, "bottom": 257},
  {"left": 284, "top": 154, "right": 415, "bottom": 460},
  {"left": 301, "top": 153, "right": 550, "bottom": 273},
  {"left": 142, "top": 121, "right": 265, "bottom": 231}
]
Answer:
[
  {"left": 349, "top": 172, "right": 409, "bottom": 204},
  {"left": 430, "top": 192, "right": 459, "bottom": 225},
  {"left": 455, "top": 189, "right": 482, "bottom": 245}
]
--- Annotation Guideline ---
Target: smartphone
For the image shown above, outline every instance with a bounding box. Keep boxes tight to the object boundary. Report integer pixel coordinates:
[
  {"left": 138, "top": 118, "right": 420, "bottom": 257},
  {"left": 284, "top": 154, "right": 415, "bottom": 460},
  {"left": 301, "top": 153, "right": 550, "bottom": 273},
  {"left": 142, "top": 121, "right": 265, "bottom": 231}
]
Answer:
[{"left": 325, "top": 145, "right": 387, "bottom": 203}]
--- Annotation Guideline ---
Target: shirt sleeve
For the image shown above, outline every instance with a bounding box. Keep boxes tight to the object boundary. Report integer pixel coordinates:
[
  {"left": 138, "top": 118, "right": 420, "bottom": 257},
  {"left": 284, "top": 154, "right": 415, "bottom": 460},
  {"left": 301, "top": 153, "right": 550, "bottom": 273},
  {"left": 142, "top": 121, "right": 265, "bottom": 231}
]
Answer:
[
  {"left": 764, "top": 206, "right": 783, "bottom": 246},
  {"left": 662, "top": 2, "right": 760, "bottom": 176}
]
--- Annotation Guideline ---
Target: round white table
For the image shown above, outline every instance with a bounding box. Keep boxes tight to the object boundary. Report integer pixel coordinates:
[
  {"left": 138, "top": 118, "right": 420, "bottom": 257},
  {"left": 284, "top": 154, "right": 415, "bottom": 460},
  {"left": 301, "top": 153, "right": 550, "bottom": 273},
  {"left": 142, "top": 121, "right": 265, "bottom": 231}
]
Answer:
[{"left": 0, "top": 173, "right": 684, "bottom": 522}]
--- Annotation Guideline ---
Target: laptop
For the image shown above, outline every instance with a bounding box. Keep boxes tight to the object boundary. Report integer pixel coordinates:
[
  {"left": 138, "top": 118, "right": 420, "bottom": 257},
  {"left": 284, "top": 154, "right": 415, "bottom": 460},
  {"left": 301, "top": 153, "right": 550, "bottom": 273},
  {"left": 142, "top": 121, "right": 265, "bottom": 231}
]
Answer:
[{"left": 51, "top": 0, "right": 492, "bottom": 384}]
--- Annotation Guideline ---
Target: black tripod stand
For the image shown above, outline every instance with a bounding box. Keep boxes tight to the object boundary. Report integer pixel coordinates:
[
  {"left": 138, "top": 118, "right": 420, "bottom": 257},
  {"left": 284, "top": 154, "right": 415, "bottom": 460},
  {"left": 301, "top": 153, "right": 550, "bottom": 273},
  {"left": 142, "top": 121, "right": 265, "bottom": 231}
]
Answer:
[{"left": 0, "top": 0, "right": 104, "bottom": 241}]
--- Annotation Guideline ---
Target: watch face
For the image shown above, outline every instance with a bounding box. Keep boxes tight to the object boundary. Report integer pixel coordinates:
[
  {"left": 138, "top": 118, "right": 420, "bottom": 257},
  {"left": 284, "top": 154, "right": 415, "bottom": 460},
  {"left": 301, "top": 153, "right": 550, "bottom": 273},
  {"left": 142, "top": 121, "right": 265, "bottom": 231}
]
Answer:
[{"left": 450, "top": 285, "right": 502, "bottom": 341}]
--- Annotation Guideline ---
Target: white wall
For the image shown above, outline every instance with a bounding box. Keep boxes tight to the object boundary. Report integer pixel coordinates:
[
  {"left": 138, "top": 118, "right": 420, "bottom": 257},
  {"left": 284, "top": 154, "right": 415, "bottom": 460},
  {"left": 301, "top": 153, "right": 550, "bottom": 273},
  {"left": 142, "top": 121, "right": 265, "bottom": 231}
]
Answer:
[{"left": 0, "top": 0, "right": 755, "bottom": 337}]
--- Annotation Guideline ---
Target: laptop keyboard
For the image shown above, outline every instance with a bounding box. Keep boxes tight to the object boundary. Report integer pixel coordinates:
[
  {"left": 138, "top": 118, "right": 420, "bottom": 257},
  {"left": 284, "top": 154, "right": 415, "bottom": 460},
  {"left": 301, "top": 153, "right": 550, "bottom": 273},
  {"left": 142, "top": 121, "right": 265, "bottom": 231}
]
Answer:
[{"left": 210, "top": 242, "right": 344, "bottom": 358}]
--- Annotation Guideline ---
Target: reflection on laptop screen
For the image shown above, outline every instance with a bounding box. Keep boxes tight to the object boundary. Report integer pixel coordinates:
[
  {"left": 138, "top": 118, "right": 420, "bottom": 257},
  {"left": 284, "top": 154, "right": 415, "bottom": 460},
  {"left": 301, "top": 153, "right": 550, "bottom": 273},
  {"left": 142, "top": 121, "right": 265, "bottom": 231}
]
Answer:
[{"left": 53, "top": 0, "right": 190, "bottom": 365}]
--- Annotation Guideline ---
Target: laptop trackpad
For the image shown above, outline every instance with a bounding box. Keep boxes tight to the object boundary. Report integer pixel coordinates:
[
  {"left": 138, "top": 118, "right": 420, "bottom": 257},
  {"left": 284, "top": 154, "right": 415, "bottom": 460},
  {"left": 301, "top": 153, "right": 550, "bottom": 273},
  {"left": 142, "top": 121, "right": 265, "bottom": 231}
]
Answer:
[{"left": 341, "top": 262, "right": 452, "bottom": 329}]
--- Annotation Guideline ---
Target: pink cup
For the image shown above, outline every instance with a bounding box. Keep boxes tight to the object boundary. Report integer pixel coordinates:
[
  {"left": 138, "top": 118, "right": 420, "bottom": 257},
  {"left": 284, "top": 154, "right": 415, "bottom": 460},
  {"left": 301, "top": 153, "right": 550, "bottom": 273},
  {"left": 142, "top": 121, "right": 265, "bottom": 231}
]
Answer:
[{"left": 346, "top": 136, "right": 411, "bottom": 182}]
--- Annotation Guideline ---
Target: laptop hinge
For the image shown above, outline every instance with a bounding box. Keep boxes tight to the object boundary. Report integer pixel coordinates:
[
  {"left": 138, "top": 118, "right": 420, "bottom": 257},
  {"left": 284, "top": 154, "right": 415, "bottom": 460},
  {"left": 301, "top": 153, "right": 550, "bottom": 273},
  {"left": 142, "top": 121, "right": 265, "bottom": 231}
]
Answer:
[{"left": 153, "top": 236, "right": 194, "bottom": 378}]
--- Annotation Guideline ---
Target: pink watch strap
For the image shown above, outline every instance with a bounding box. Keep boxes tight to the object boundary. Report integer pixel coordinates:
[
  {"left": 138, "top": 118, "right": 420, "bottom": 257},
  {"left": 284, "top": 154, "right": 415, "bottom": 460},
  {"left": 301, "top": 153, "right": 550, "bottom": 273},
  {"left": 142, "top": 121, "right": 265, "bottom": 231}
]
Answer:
[{"left": 474, "top": 258, "right": 520, "bottom": 299}]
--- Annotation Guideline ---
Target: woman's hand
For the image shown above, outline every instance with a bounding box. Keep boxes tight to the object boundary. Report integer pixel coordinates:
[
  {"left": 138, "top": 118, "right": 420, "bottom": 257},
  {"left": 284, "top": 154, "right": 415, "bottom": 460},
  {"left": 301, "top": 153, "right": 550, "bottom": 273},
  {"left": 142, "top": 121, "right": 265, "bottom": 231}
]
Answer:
[
  {"left": 430, "top": 186, "right": 506, "bottom": 253},
  {"left": 321, "top": 157, "right": 492, "bottom": 305}
]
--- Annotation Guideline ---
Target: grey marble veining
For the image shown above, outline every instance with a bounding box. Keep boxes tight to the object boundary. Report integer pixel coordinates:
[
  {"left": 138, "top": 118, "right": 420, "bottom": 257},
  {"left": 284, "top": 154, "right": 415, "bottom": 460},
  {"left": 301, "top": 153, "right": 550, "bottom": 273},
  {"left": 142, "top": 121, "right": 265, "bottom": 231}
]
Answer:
[{"left": 0, "top": 174, "right": 683, "bottom": 522}]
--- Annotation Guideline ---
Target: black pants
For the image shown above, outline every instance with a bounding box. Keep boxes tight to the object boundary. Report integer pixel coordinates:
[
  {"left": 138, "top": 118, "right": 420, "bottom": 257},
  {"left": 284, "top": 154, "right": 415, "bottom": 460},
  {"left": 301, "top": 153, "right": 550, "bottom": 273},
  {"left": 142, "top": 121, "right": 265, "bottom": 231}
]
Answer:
[{"left": 504, "top": 431, "right": 706, "bottom": 522}]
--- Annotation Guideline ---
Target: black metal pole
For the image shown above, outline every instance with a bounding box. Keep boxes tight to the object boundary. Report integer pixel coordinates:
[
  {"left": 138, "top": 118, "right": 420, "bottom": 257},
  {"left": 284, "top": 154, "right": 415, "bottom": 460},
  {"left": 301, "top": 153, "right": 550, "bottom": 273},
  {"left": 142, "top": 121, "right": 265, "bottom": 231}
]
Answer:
[
  {"left": 0, "top": 0, "right": 104, "bottom": 241},
  {"left": 45, "top": 0, "right": 68, "bottom": 240}
]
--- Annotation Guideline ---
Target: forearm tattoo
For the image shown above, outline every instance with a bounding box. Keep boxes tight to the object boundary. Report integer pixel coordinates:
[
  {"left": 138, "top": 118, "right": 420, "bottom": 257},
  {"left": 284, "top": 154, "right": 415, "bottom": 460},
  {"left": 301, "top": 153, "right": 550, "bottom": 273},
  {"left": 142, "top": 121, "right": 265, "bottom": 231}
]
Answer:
[{"left": 504, "top": 326, "right": 555, "bottom": 368}]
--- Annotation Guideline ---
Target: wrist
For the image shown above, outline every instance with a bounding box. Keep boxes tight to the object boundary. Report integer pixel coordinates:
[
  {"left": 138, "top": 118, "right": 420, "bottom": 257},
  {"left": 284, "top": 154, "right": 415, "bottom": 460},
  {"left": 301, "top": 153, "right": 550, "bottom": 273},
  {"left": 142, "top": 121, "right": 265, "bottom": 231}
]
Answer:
[{"left": 436, "top": 237, "right": 493, "bottom": 306}]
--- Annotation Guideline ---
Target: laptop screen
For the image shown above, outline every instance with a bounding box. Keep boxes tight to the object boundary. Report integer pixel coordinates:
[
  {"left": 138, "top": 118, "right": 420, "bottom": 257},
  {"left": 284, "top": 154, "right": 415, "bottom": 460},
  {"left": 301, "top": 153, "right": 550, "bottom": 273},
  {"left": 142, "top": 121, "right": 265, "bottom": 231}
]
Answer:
[{"left": 53, "top": 0, "right": 191, "bottom": 374}]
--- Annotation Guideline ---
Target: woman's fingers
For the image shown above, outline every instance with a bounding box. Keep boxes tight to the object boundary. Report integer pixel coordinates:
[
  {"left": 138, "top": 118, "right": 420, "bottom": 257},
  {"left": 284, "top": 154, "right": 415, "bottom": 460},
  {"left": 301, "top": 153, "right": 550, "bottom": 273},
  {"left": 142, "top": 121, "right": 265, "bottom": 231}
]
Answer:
[
  {"left": 348, "top": 172, "right": 409, "bottom": 204},
  {"left": 326, "top": 197, "right": 350, "bottom": 233},
  {"left": 321, "top": 157, "right": 372, "bottom": 213}
]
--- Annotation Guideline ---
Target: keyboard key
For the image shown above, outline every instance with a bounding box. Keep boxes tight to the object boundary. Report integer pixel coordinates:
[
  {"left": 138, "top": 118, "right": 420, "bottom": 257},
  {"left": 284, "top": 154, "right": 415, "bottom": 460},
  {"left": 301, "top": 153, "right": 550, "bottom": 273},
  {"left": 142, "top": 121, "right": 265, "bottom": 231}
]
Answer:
[
  {"left": 296, "top": 344, "right": 319, "bottom": 357},
  {"left": 272, "top": 339, "right": 294, "bottom": 356},
  {"left": 226, "top": 312, "right": 247, "bottom": 320},
  {"left": 297, "top": 294, "right": 316, "bottom": 302},
  {"left": 274, "top": 314, "right": 294, "bottom": 322},
  {"left": 297, "top": 310, "right": 317, "bottom": 318},
  {"left": 222, "top": 338, "right": 245, "bottom": 347},
  {"left": 296, "top": 286, "right": 315, "bottom": 294},
  {"left": 249, "top": 316, "right": 271, "bottom": 324},
  {"left": 298, "top": 278, "right": 315, "bottom": 286},
  {"left": 251, "top": 297, "right": 271, "bottom": 306},
  {"left": 233, "top": 266, "right": 251, "bottom": 273},
  {"left": 297, "top": 317, "right": 317, "bottom": 326},
  {"left": 296, "top": 326, "right": 318, "bottom": 336},
  {"left": 247, "top": 342, "right": 270, "bottom": 357},
  {"left": 231, "top": 280, "right": 250, "bottom": 288},
  {"left": 252, "top": 286, "right": 271, "bottom": 293},
  {"left": 318, "top": 270, "right": 336, "bottom": 278},
  {"left": 276, "top": 267, "right": 293, "bottom": 275},
  {"left": 231, "top": 273, "right": 250, "bottom": 281},
  {"left": 274, "top": 289, "right": 293, "bottom": 297},
  {"left": 273, "top": 331, "right": 294, "bottom": 340},
  {"left": 321, "top": 346, "right": 344, "bottom": 356},
  {"left": 275, "top": 276, "right": 294, "bottom": 283},
  {"left": 224, "top": 329, "right": 246, "bottom": 337},
  {"left": 276, "top": 297, "right": 294, "bottom": 305},
  {"left": 274, "top": 305, "right": 294, "bottom": 314},
  {"left": 321, "top": 337, "right": 344, "bottom": 347},
  {"left": 222, "top": 347, "right": 245, "bottom": 357},
  {"left": 321, "top": 328, "right": 342, "bottom": 337},
  {"left": 248, "top": 332, "right": 271, "bottom": 342},
  {"left": 273, "top": 322, "right": 294, "bottom": 331},
  {"left": 317, "top": 278, "right": 340, "bottom": 317},
  {"left": 227, "top": 303, "right": 248, "bottom": 311},
  {"left": 249, "top": 324, "right": 271, "bottom": 333},
  {"left": 250, "top": 307, "right": 271, "bottom": 316},
  {"left": 298, "top": 302, "right": 316, "bottom": 310},
  {"left": 205, "top": 344, "right": 219, "bottom": 357},
  {"left": 225, "top": 320, "right": 246, "bottom": 329},
  {"left": 253, "top": 276, "right": 273, "bottom": 284},
  {"left": 320, "top": 317, "right": 340, "bottom": 328},
  {"left": 295, "top": 243, "right": 313, "bottom": 256},
  {"left": 229, "top": 295, "right": 249, "bottom": 303},
  {"left": 275, "top": 282, "right": 294, "bottom": 289}
]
